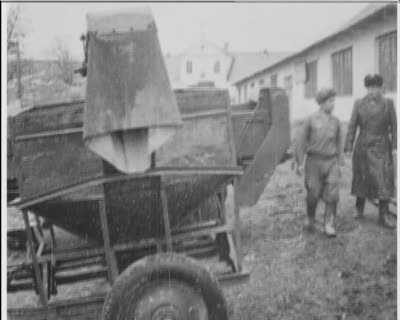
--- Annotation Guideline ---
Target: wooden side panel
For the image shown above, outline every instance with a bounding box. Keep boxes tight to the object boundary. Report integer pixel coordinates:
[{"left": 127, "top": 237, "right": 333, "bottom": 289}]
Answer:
[
  {"left": 237, "top": 88, "right": 290, "bottom": 207},
  {"left": 231, "top": 89, "right": 272, "bottom": 161},
  {"left": 8, "top": 296, "right": 104, "bottom": 320},
  {"left": 174, "top": 89, "right": 229, "bottom": 113},
  {"left": 14, "top": 131, "right": 104, "bottom": 199},
  {"left": 14, "top": 101, "right": 84, "bottom": 136},
  {"left": 12, "top": 89, "right": 236, "bottom": 242},
  {"left": 157, "top": 89, "right": 235, "bottom": 167}
]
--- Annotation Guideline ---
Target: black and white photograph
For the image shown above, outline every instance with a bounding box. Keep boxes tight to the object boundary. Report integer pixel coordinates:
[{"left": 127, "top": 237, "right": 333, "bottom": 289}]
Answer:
[{"left": 3, "top": 1, "right": 398, "bottom": 319}]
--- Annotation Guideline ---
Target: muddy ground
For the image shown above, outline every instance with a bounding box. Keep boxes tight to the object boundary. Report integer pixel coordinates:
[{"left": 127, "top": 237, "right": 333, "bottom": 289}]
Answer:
[
  {"left": 225, "top": 159, "right": 397, "bottom": 320},
  {"left": 7, "top": 159, "right": 397, "bottom": 319}
]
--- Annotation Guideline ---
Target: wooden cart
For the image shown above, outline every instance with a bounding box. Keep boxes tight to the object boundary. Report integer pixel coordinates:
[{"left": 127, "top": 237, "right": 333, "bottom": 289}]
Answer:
[{"left": 7, "top": 87, "right": 290, "bottom": 320}]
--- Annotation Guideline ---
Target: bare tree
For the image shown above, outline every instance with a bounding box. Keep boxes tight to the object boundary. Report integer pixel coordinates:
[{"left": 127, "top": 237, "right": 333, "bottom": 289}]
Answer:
[
  {"left": 7, "top": 5, "right": 20, "bottom": 48},
  {"left": 51, "top": 39, "right": 75, "bottom": 85},
  {"left": 7, "top": 5, "right": 21, "bottom": 83}
]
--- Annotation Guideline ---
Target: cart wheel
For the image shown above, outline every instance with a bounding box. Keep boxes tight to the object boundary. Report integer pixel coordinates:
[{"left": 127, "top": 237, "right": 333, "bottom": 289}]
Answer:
[{"left": 102, "top": 253, "right": 228, "bottom": 320}]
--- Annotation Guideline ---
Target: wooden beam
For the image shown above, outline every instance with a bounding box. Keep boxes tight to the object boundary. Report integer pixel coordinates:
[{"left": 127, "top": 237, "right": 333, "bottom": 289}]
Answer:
[
  {"left": 22, "top": 210, "right": 47, "bottom": 305},
  {"left": 233, "top": 177, "right": 243, "bottom": 272},
  {"left": 11, "top": 166, "right": 243, "bottom": 210},
  {"left": 98, "top": 200, "right": 118, "bottom": 284},
  {"left": 160, "top": 180, "right": 173, "bottom": 252}
]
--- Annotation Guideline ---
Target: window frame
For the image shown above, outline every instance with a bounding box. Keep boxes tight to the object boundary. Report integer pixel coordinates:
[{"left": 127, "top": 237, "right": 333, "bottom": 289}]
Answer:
[
  {"left": 304, "top": 60, "right": 318, "bottom": 99},
  {"left": 186, "top": 60, "right": 193, "bottom": 74},
  {"left": 270, "top": 74, "right": 278, "bottom": 88},
  {"left": 284, "top": 75, "right": 293, "bottom": 93},
  {"left": 376, "top": 31, "right": 397, "bottom": 92},
  {"left": 331, "top": 47, "right": 353, "bottom": 96},
  {"left": 214, "top": 60, "right": 221, "bottom": 74}
]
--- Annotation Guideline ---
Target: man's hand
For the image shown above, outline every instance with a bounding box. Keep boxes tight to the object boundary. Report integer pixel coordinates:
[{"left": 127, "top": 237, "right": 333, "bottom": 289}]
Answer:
[{"left": 296, "top": 163, "right": 304, "bottom": 176}]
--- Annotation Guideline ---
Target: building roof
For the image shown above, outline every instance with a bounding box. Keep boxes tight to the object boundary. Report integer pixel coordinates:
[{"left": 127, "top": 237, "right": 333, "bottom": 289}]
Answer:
[
  {"left": 164, "top": 49, "right": 291, "bottom": 86},
  {"left": 227, "top": 51, "right": 291, "bottom": 84},
  {"left": 233, "top": 3, "right": 397, "bottom": 86}
]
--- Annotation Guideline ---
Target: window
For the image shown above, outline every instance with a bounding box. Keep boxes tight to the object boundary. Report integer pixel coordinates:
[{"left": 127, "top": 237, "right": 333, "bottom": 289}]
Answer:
[
  {"left": 186, "top": 60, "right": 192, "bottom": 74},
  {"left": 377, "top": 31, "right": 397, "bottom": 91},
  {"left": 284, "top": 75, "right": 293, "bottom": 93},
  {"left": 214, "top": 61, "right": 221, "bottom": 74},
  {"left": 304, "top": 61, "right": 318, "bottom": 98},
  {"left": 250, "top": 82, "right": 255, "bottom": 88},
  {"left": 244, "top": 85, "right": 248, "bottom": 102},
  {"left": 270, "top": 74, "right": 278, "bottom": 87},
  {"left": 259, "top": 78, "right": 265, "bottom": 86},
  {"left": 332, "top": 48, "right": 352, "bottom": 95}
]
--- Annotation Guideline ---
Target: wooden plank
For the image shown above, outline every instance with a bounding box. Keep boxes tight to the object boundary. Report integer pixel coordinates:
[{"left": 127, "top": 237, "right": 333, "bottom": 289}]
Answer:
[
  {"left": 233, "top": 177, "right": 243, "bottom": 272},
  {"left": 160, "top": 180, "right": 173, "bottom": 252},
  {"left": 15, "top": 111, "right": 230, "bottom": 141},
  {"left": 22, "top": 210, "right": 47, "bottom": 305},
  {"left": 98, "top": 200, "right": 118, "bottom": 284},
  {"left": 55, "top": 268, "right": 108, "bottom": 285},
  {"left": 15, "top": 128, "right": 83, "bottom": 142},
  {"left": 171, "top": 220, "right": 219, "bottom": 234},
  {"left": 237, "top": 89, "right": 290, "bottom": 206},
  {"left": 11, "top": 166, "right": 242, "bottom": 210}
]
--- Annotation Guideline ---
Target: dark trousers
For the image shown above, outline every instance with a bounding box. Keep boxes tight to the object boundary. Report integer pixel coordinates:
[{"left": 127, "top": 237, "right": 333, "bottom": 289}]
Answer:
[{"left": 356, "top": 197, "right": 389, "bottom": 214}]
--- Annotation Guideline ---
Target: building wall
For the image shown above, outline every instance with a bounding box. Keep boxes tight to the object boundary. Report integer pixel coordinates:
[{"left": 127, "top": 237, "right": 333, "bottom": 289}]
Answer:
[
  {"left": 176, "top": 45, "right": 233, "bottom": 89},
  {"left": 234, "top": 14, "right": 397, "bottom": 122}
]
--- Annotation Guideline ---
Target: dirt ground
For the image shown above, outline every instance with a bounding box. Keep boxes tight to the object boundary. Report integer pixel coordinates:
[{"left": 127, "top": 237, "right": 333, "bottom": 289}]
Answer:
[
  {"left": 225, "top": 159, "right": 397, "bottom": 320},
  {"left": 7, "top": 159, "right": 397, "bottom": 319}
]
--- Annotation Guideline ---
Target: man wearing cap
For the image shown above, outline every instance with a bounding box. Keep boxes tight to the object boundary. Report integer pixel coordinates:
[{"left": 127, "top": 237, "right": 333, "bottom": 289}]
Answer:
[
  {"left": 295, "top": 88, "right": 342, "bottom": 237},
  {"left": 344, "top": 74, "right": 396, "bottom": 228}
]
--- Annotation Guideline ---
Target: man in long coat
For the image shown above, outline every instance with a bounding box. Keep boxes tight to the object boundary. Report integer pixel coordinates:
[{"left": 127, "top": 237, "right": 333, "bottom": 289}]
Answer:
[{"left": 344, "top": 74, "right": 397, "bottom": 228}]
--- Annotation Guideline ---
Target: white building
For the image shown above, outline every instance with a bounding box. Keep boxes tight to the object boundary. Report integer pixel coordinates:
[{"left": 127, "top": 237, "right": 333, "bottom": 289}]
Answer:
[
  {"left": 233, "top": 3, "right": 397, "bottom": 122},
  {"left": 164, "top": 42, "right": 290, "bottom": 104}
]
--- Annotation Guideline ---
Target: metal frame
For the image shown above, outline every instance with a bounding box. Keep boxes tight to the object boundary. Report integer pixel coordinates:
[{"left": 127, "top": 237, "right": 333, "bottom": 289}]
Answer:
[{"left": 9, "top": 167, "right": 247, "bottom": 308}]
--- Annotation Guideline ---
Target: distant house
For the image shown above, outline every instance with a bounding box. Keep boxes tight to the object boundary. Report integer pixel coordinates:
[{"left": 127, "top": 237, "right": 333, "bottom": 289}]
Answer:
[
  {"left": 232, "top": 3, "right": 397, "bottom": 122},
  {"left": 164, "top": 42, "right": 290, "bottom": 104}
]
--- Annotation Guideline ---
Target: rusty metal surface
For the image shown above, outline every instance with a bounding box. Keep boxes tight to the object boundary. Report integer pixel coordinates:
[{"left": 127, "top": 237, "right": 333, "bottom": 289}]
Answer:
[
  {"left": 237, "top": 88, "right": 290, "bottom": 206},
  {"left": 231, "top": 89, "right": 272, "bottom": 162},
  {"left": 83, "top": 10, "right": 183, "bottom": 173},
  {"left": 84, "top": 30, "right": 181, "bottom": 136},
  {"left": 11, "top": 89, "right": 237, "bottom": 243}
]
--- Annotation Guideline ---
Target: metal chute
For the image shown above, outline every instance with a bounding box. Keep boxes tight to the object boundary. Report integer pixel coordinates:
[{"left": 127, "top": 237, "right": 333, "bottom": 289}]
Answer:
[{"left": 83, "top": 8, "right": 182, "bottom": 173}]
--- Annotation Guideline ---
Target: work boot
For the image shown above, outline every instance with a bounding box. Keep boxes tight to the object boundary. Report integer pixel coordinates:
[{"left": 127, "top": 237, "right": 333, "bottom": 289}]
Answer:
[
  {"left": 378, "top": 200, "right": 395, "bottom": 229},
  {"left": 305, "top": 196, "right": 317, "bottom": 231},
  {"left": 324, "top": 203, "right": 337, "bottom": 237},
  {"left": 354, "top": 197, "right": 365, "bottom": 219}
]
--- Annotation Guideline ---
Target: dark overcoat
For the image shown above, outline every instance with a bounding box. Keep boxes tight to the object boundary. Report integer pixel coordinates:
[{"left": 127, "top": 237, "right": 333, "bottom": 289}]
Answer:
[{"left": 344, "top": 93, "right": 397, "bottom": 200}]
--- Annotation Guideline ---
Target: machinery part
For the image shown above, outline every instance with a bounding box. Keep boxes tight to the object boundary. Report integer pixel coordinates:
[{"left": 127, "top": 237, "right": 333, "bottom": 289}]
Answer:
[
  {"left": 102, "top": 253, "right": 228, "bottom": 320},
  {"left": 235, "top": 88, "right": 291, "bottom": 207},
  {"left": 216, "top": 232, "right": 238, "bottom": 272},
  {"left": 7, "top": 229, "right": 27, "bottom": 251}
]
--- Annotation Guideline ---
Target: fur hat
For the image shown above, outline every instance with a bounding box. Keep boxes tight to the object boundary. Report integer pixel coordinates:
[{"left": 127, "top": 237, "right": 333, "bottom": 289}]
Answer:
[{"left": 364, "top": 74, "right": 384, "bottom": 88}]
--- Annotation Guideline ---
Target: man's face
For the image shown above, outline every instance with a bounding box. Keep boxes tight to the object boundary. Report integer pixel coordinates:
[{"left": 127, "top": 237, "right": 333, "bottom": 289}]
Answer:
[
  {"left": 367, "top": 86, "right": 383, "bottom": 95},
  {"left": 321, "top": 96, "right": 335, "bottom": 114}
]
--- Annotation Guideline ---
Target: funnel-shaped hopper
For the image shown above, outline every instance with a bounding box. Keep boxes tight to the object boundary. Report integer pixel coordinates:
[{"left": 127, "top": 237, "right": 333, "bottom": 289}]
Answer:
[{"left": 84, "top": 8, "right": 182, "bottom": 173}]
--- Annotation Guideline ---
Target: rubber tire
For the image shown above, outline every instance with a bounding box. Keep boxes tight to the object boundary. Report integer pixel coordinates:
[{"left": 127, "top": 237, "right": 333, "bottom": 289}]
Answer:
[{"left": 102, "top": 253, "right": 228, "bottom": 320}]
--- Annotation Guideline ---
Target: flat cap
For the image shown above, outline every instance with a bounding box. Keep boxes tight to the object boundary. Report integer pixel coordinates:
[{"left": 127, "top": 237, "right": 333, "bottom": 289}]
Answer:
[
  {"left": 315, "top": 88, "right": 336, "bottom": 105},
  {"left": 364, "top": 74, "right": 383, "bottom": 88}
]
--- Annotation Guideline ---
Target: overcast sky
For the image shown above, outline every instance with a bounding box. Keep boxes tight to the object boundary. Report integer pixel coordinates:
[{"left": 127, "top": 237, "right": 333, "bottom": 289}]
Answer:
[{"left": 8, "top": 2, "right": 368, "bottom": 60}]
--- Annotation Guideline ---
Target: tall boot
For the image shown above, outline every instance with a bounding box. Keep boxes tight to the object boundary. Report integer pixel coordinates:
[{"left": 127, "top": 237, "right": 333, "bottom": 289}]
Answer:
[
  {"left": 324, "top": 203, "right": 337, "bottom": 237},
  {"left": 378, "top": 200, "right": 394, "bottom": 229},
  {"left": 305, "top": 195, "right": 318, "bottom": 231},
  {"left": 354, "top": 197, "right": 365, "bottom": 219}
]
